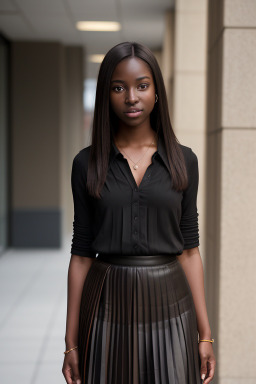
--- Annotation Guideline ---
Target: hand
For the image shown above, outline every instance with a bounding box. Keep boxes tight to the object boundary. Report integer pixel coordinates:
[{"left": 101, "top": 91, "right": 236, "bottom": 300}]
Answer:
[
  {"left": 199, "top": 342, "right": 216, "bottom": 383},
  {"left": 62, "top": 349, "right": 82, "bottom": 384}
]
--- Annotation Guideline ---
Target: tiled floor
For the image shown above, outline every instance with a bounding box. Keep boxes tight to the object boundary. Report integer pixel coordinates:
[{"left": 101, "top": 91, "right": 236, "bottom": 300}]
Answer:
[{"left": 0, "top": 237, "right": 71, "bottom": 383}]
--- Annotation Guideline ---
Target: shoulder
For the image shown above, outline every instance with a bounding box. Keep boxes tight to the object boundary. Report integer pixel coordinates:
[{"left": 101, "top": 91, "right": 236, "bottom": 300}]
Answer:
[
  {"left": 178, "top": 143, "right": 198, "bottom": 168},
  {"left": 72, "top": 145, "right": 92, "bottom": 174},
  {"left": 73, "top": 145, "right": 92, "bottom": 164},
  {"left": 178, "top": 144, "right": 199, "bottom": 183}
]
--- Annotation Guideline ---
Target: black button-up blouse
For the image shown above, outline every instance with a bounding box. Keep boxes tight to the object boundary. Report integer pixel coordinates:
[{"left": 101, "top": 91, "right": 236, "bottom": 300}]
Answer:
[{"left": 70, "top": 134, "right": 200, "bottom": 258}]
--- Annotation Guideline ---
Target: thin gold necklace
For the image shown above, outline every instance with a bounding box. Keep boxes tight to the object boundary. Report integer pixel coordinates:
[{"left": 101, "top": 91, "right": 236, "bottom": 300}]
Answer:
[{"left": 115, "top": 132, "right": 158, "bottom": 170}]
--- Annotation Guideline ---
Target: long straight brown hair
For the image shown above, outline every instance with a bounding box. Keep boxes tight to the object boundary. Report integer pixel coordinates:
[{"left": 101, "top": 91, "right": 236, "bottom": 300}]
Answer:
[{"left": 87, "top": 41, "right": 188, "bottom": 199}]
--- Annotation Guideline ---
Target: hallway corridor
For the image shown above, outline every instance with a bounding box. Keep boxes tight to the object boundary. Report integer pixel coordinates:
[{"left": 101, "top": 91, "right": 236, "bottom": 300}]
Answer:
[{"left": 0, "top": 237, "right": 71, "bottom": 383}]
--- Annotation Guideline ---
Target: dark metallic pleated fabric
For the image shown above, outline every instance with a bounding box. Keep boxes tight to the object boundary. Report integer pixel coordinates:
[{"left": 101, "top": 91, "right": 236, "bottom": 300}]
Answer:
[{"left": 78, "top": 256, "right": 202, "bottom": 384}]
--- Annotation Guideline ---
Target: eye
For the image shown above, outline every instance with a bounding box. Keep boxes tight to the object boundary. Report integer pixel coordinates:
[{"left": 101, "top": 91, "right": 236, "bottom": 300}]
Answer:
[
  {"left": 138, "top": 83, "right": 149, "bottom": 90},
  {"left": 112, "top": 86, "right": 124, "bottom": 92}
]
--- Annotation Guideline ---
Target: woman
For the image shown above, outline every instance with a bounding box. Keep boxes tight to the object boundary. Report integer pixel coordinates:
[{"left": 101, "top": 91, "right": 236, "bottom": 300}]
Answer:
[{"left": 62, "top": 41, "right": 216, "bottom": 384}]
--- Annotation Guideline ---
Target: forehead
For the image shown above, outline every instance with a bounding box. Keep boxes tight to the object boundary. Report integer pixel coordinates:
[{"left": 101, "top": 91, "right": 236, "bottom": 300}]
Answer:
[{"left": 111, "top": 57, "right": 153, "bottom": 79}]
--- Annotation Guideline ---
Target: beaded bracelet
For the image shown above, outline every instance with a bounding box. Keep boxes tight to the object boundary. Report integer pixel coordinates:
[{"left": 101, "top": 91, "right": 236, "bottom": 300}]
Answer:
[
  {"left": 198, "top": 338, "right": 214, "bottom": 343},
  {"left": 64, "top": 345, "right": 78, "bottom": 354}
]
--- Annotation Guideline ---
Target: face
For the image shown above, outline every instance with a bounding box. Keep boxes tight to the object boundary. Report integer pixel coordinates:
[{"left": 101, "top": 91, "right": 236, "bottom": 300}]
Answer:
[{"left": 109, "top": 57, "right": 156, "bottom": 128}]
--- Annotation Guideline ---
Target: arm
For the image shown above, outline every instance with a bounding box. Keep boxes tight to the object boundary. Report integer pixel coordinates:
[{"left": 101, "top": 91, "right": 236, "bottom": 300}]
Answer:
[
  {"left": 179, "top": 149, "right": 216, "bottom": 382},
  {"left": 63, "top": 151, "right": 95, "bottom": 384},
  {"left": 178, "top": 246, "right": 216, "bottom": 383},
  {"left": 64, "top": 254, "right": 94, "bottom": 349},
  {"left": 177, "top": 246, "right": 211, "bottom": 339},
  {"left": 63, "top": 255, "right": 93, "bottom": 384},
  {"left": 66, "top": 151, "right": 95, "bottom": 347},
  {"left": 179, "top": 149, "right": 211, "bottom": 338}
]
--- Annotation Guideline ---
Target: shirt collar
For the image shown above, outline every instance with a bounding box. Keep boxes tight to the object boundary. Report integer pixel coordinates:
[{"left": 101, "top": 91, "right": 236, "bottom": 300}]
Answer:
[{"left": 109, "top": 133, "right": 170, "bottom": 172}]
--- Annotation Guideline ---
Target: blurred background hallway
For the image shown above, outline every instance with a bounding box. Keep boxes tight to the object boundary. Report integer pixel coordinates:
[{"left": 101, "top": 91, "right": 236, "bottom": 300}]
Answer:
[{"left": 0, "top": 241, "right": 70, "bottom": 383}]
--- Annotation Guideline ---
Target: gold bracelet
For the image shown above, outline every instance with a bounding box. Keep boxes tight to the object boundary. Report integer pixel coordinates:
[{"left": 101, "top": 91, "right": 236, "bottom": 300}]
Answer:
[
  {"left": 64, "top": 345, "right": 78, "bottom": 354},
  {"left": 198, "top": 338, "right": 214, "bottom": 343}
]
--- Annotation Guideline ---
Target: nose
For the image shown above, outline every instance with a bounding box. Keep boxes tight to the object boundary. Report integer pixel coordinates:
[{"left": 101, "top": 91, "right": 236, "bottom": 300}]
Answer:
[{"left": 125, "top": 88, "right": 139, "bottom": 104}]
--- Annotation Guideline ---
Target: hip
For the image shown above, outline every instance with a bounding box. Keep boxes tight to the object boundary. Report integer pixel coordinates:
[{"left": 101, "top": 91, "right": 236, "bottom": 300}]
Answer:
[{"left": 81, "top": 253, "right": 196, "bottom": 321}]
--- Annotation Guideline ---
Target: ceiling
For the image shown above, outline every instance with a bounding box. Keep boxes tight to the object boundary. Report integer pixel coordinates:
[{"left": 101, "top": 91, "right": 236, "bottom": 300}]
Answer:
[{"left": 0, "top": 0, "right": 174, "bottom": 78}]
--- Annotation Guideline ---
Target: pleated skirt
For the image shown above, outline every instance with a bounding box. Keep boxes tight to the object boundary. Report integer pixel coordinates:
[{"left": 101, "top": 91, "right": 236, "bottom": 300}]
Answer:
[{"left": 78, "top": 254, "right": 202, "bottom": 384}]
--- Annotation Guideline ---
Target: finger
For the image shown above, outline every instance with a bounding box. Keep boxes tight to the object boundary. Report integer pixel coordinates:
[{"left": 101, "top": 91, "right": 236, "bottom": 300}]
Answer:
[
  {"left": 200, "top": 358, "right": 208, "bottom": 382},
  {"left": 203, "top": 362, "right": 216, "bottom": 384},
  {"left": 72, "top": 363, "right": 82, "bottom": 384},
  {"left": 62, "top": 367, "right": 73, "bottom": 384}
]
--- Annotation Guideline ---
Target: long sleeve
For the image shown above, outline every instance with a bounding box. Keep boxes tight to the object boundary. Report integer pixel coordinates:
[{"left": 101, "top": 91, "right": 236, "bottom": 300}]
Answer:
[
  {"left": 70, "top": 153, "right": 96, "bottom": 258},
  {"left": 179, "top": 148, "right": 200, "bottom": 250}
]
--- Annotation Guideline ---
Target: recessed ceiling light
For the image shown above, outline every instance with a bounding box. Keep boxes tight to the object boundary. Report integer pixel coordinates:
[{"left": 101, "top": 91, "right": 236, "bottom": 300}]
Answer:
[
  {"left": 76, "top": 21, "right": 121, "bottom": 31},
  {"left": 88, "top": 54, "right": 105, "bottom": 63}
]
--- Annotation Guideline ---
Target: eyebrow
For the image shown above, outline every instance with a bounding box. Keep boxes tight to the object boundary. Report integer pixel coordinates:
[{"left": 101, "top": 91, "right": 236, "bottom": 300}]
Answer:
[{"left": 110, "top": 76, "right": 151, "bottom": 84}]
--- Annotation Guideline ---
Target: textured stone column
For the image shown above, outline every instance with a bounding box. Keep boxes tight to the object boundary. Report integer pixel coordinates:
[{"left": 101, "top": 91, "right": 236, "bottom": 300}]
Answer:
[
  {"left": 162, "top": 10, "right": 175, "bottom": 116},
  {"left": 206, "top": 1, "right": 256, "bottom": 383},
  {"left": 173, "top": 0, "right": 208, "bottom": 257}
]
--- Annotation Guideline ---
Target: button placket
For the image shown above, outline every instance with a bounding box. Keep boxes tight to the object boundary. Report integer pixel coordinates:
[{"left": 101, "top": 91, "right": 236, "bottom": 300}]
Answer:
[{"left": 132, "top": 187, "right": 139, "bottom": 250}]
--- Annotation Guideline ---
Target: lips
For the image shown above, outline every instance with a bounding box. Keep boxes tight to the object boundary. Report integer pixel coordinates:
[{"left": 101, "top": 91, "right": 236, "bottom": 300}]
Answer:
[
  {"left": 124, "top": 109, "right": 143, "bottom": 118},
  {"left": 124, "top": 108, "right": 142, "bottom": 113}
]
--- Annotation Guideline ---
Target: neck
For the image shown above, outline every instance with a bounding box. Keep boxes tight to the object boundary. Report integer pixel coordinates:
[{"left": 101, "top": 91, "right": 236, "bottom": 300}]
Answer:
[{"left": 114, "top": 123, "right": 157, "bottom": 148}]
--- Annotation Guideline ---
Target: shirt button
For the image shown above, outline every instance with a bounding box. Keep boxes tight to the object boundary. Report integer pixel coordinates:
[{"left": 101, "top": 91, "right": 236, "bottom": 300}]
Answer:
[
  {"left": 134, "top": 216, "right": 138, "bottom": 220},
  {"left": 134, "top": 230, "right": 137, "bottom": 235},
  {"left": 134, "top": 187, "right": 138, "bottom": 192}
]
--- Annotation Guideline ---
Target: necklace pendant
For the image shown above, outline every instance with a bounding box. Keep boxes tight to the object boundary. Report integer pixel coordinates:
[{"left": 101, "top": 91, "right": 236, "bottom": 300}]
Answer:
[{"left": 133, "top": 164, "right": 139, "bottom": 170}]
